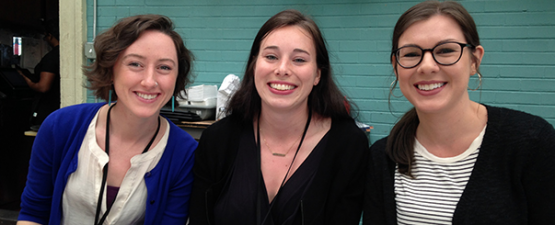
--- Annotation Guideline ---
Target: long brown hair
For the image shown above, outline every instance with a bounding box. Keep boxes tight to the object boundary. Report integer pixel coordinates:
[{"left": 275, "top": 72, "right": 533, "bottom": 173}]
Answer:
[
  {"left": 388, "top": 1, "right": 481, "bottom": 177},
  {"left": 83, "top": 14, "right": 194, "bottom": 101},
  {"left": 226, "top": 9, "right": 351, "bottom": 122}
]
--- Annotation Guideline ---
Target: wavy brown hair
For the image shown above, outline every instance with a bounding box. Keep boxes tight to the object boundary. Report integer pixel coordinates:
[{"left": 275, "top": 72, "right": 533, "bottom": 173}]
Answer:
[
  {"left": 388, "top": 0, "right": 481, "bottom": 177},
  {"left": 226, "top": 9, "right": 351, "bottom": 122},
  {"left": 84, "top": 14, "right": 194, "bottom": 101}
]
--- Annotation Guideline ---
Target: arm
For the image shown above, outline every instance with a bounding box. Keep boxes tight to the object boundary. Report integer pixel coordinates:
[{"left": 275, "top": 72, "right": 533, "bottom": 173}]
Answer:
[
  {"left": 16, "top": 221, "right": 41, "bottom": 225},
  {"left": 188, "top": 130, "right": 216, "bottom": 225},
  {"left": 18, "top": 71, "right": 56, "bottom": 93},
  {"left": 159, "top": 137, "right": 197, "bottom": 224},
  {"left": 524, "top": 120, "right": 555, "bottom": 223},
  {"left": 327, "top": 123, "right": 370, "bottom": 224},
  {"left": 18, "top": 114, "right": 59, "bottom": 224},
  {"left": 363, "top": 139, "right": 390, "bottom": 225},
  {"left": 333, "top": 145, "right": 369, "bottom": 224}
]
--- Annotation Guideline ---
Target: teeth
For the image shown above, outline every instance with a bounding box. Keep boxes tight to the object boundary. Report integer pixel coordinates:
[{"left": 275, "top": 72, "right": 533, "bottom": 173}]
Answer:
[
  {"left": 137, "top": 92, "right": 157, "bottom": 100},
  {"left": 270, "top": 83, "right": 295, "bottom": 91},
  {"left": 418, "top": 83, "right": 445, "bottom": 91}
]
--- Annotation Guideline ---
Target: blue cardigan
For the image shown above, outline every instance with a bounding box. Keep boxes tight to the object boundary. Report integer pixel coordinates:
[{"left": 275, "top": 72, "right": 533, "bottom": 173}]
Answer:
[{"left": 18, "top": 103, "right": 198, "bottom": 224}]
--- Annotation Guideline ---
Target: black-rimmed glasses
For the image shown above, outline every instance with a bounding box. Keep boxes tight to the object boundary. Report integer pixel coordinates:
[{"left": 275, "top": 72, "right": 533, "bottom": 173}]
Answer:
[{"left": 393, "top": 42, "right": 474, "bottom": 69}]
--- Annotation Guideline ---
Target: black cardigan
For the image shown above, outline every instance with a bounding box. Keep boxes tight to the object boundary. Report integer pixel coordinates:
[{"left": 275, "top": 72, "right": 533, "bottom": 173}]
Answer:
[
  {"left": 189, "top": 114, "right": 369, "bottom": 225},
  {"left": 363, "top": 105, "right": 555, "bottom": 224}
]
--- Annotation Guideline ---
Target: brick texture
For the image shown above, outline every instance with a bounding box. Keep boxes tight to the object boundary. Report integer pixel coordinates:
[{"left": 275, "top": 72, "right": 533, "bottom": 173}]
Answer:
[{"left": 86, "top": 0, "right": 555, "bottom": 144}]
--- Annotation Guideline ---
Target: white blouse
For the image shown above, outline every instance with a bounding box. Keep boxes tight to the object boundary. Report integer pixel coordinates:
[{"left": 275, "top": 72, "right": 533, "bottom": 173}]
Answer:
[{"left": 62, "top": 110, "right": 169, "bottom": 225}]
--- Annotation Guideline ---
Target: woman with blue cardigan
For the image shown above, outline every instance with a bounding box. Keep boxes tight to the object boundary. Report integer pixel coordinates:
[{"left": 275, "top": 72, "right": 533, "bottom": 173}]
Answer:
[{"left": 18, "top": 14, "right": 197, "bottom": 225}]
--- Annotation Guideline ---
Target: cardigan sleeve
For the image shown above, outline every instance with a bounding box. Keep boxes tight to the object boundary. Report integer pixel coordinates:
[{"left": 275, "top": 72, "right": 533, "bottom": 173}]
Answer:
[
  {"left": 18, "top": 111, "right": 62, "bottom": 224},
  {"left": 523, "top": 119, "right": 555, "bottom": 223},
  {"left": 330, "top": 126, "right": 370, "bottom": 224},
  {"left": 363, "top": 137, "right": 394, "bottom": 225},
  {"left": 187, "top": 126, "right": 215, "bottom": 225},
  {"left": 188, "top": 118, "right": 240, "bottom": 225},
  {"left": 154, "top": 130, "right": 197, "bottom": 224}
]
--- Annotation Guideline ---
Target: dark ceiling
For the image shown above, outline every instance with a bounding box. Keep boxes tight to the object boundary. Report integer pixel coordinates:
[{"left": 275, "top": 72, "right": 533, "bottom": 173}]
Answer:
[{"left": 0, "top": 0, "right": 58, "bottom": 33}]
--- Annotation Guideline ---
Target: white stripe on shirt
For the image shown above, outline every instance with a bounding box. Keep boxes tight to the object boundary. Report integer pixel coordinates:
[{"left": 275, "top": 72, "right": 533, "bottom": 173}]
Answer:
[{"left": 395, "top": 126, "right": 486, "bottom": 225}]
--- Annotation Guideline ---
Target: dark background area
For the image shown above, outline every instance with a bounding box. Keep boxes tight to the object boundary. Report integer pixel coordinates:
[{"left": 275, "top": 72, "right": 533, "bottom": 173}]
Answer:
[
  {"left": 0, "top": 0, "right": 59, "bottom": 213},
  {"left": 0, "top": 0, "right": 58, "bottom": 32}
]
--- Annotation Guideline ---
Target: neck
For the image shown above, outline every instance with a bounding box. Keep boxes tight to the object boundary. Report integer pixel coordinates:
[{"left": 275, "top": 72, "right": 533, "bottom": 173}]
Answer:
[
  {"left": 258, "top": 105, "right": 310, "bottom": 139},
  {"left": 415, "top": 100, "right": 487, "bottom": 152},
  {"left": 107, "top": 104, "right": 160, "bottom": 141}
]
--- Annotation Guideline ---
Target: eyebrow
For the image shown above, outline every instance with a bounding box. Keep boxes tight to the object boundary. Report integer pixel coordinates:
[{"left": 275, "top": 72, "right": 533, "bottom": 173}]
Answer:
[
  {"left": 263, "top": 46, "right": 311, "bottom": 55},
  {"left": 122, "top": 53, "right": 176, "bottom": 66},
  {"left": 400, "top": 38, "right": 460, "bottom": 48}
]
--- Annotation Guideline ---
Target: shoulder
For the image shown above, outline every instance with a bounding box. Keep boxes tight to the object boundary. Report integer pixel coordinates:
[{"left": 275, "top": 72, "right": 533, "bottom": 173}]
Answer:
[
  {"left": 54, "top": 102, "right": 104, "bottom": 115},
  {"left": 369, "top": 137, "right": 388, "bottom": 159},
  {"left": 326, "top": 117, "right": 369, "bottom": 157},
  {"left": 165, "top": 119, "right": 198, "bottom": 156},
  {"left": 41, "top": 46, "right": 60, "bottom": 64},
  {"left": 195, "top": 114, "right": 246, "bottom": 166},
  {"left": 330, "top": 117, "right": 368, "bottom": 141},
  {"left": 42, "top": 103, "right": 103, "bottom": 130},
  {"left": 202, "top": 114, "right": 246, "bottom": 139},
  {"left": 485, "top": 105, "right": 554, "bottom": 138},
  {"left": 370, "top": 137, "right": 387, "bottom": 152}
]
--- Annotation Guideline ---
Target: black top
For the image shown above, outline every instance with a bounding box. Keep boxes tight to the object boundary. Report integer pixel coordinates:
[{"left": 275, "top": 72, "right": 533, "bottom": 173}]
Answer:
[
  {"left": 31, "top": 45, "right": 60, "bottom": 127},
  {"left": 363, "top": 105, "right": 555, "bottom": 225},
  {"left": 214, "top": 125, "right": 328, "bottom": 225},
  {"left": 189, "top": 114, "right": 369, "bottom": 225}
]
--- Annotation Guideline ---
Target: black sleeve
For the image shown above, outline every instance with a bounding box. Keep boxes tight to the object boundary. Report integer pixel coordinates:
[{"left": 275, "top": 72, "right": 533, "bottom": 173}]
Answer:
[
  {"left": 524, "top": 119, "right": 555, "bottom": 223},
  {"left": 188, "top": 127, "right": 217, "bottom": 225},
  {"left": 363, "top": 137, "right": 393, "bottom": 225},
  {"left": 328, "top": 125, "right": 370, "bottom": 224},
  {"left": 39, "top": 47, "right": 59, "bottom": 75},
  {"left": 189, "top": 118, "right": 241, "bottom": 225}
]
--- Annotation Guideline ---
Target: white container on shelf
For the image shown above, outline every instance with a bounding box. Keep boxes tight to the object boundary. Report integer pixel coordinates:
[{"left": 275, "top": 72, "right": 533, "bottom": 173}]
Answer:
[
  {"left": 177, "top": 97, "right": 217, "bottom": 120},
  {"left": 186, "top": 84, "right": 217, "bottom": 101}
]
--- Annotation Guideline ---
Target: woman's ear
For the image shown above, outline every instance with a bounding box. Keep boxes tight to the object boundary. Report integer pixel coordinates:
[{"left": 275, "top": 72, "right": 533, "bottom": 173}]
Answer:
[
  {"left": 391, "top": 55, "right": 399, "bottom": 77},
  {"left": 314, "top": 69, "right": 321, "bottom": 86},
  {"left": 471, "top": 45, "right": 485, "bottom": 75}
]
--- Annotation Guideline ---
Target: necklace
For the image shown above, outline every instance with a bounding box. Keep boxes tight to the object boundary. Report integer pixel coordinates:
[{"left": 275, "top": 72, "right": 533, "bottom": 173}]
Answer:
[
  {"left": 263, "top": 134, "right": 302, "bottom": 157},
  {"left": 256, "top": 109, "right": 312, "bottom": 225},
  {"left": 94, "top": 103, "right": 160, "bottom": 225}
]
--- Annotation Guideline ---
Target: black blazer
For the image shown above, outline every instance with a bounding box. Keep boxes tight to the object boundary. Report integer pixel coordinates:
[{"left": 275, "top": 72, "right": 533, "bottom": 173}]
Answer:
[{"left": 189, "top": 114, "right": 369, "bottom": 225}]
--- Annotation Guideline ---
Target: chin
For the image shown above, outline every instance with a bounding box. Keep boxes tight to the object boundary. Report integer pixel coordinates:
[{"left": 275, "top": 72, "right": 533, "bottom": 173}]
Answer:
[{"left": 133, "top": 108, "right": 161, "bottom": 119}]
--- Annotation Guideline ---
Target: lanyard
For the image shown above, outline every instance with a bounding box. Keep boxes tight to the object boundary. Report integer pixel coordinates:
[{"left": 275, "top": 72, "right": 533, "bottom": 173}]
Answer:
[
  {"left": 94, "top": 103, "right": 160, "bottom": 225},
  {"left": 256, "top": 110, "right": 312, "bottom": 225}
]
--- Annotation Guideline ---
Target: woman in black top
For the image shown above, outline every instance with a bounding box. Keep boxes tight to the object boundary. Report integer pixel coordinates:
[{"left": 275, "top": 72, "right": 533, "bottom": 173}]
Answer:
[{"left": 189, "top": 9, "right": 369, "bottom": 225}]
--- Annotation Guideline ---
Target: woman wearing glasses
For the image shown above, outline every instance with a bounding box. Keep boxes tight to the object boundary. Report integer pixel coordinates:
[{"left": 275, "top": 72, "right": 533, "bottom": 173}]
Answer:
[{"left": 364, "top": 1, "right": 555, "bottom": 224}]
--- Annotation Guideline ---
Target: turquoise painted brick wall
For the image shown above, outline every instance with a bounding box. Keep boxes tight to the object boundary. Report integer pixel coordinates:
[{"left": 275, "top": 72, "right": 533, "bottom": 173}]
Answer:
[{"left": 86, "top": 0, "right": 555, "bottom": 144}]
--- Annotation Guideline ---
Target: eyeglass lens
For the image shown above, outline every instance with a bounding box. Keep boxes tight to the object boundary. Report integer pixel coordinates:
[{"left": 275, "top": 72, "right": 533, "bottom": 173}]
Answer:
[{"left": 396, "top": 42, "right": 464, "bottom": 68}]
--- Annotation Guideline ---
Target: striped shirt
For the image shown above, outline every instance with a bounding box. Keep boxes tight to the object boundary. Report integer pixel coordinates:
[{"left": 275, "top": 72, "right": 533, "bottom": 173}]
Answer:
[{"left": 395, "top": 126, "right": 486, "bottom": 224}]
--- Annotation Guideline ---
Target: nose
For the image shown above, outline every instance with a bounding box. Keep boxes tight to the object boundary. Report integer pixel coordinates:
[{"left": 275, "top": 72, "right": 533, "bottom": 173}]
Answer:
[
  {"left": 275, "top": 58, "right": 290, "bottom": 76},
  {"left": 417, "top": 51, "right": 439, "bottom": 74},
  {"left": 141, "top": 67, "right": 158, "bottom": 88}
]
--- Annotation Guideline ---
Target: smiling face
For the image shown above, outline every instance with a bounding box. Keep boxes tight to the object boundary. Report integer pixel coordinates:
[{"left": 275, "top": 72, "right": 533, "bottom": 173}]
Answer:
[
  {"left": 112, "top": 30, "right": 178, "bottom": 119},
  {"left": 254, "top": 25, "right": 321, "bottom": 113},
  {"left": 394, "top": 14, "right": 483, "bottom": 114}
]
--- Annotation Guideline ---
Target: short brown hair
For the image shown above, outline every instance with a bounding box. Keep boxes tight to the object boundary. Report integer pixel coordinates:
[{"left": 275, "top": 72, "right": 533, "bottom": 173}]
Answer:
[{"left": 84, "top": 14, "right": 194, "bottom": 101}]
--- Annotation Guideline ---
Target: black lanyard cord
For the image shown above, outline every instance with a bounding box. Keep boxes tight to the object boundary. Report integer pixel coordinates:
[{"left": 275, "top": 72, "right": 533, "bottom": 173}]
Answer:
[
  {"left": 94, "top": 103, "right": 161, "bottom": 225},
  {"left": 257, "top": 109, "right": 312, "bottom": 225}
]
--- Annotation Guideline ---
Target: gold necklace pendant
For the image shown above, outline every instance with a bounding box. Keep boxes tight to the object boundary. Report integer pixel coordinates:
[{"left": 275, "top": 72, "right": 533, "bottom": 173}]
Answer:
[
  {"left": 264, "top": 135, "right": 301, "bottom": 157},
  {"left": 272, "top": 152, "right": 287, "bottom": 157}
]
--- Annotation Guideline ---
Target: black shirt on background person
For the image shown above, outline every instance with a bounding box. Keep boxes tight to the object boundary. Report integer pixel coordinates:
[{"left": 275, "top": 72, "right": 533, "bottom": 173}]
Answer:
[{"left": 17, "top": 19, "right": 60, "bottom": 130}]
